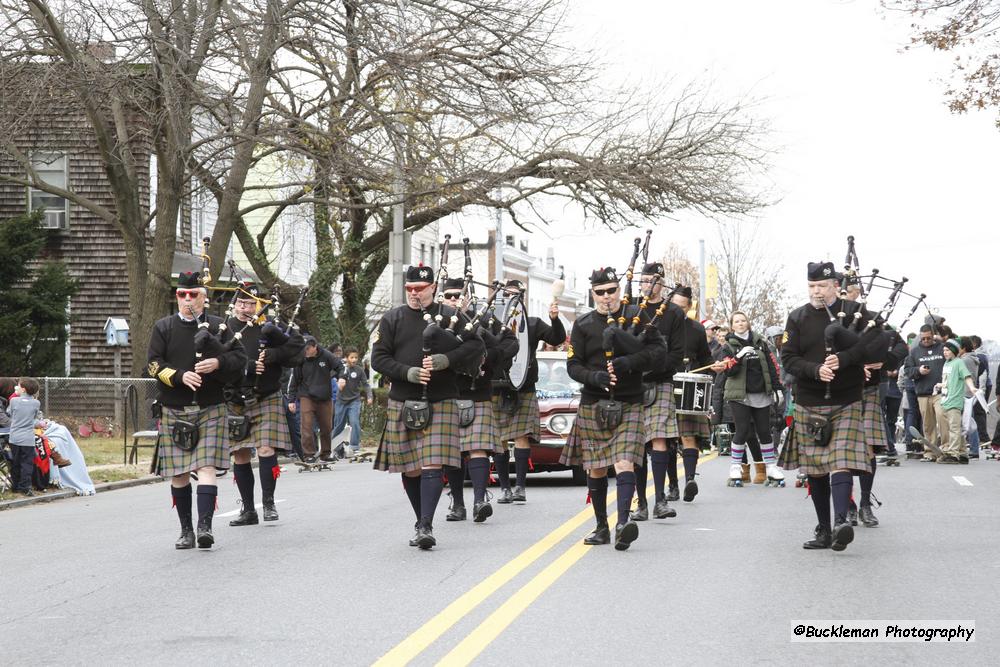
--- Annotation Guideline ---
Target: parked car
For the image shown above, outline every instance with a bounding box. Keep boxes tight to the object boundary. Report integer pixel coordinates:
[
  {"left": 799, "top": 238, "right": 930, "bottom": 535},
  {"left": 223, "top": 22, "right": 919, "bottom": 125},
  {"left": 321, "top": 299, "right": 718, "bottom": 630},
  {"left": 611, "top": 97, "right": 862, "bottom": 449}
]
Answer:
[{"left": 529, "top": 351, "right": 587, "bottom": 484}]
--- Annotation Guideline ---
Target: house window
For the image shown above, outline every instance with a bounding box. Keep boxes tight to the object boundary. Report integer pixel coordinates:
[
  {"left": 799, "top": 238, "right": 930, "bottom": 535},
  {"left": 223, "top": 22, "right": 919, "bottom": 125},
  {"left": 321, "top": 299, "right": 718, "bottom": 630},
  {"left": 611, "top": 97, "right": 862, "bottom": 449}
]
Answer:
[
  {"left": 420, "top": 243, "right": 426, "bottom": 264},
  {"left": 519, "top": 240, "right": 528, "bottom": 253},
  {"left": 505, "top": 235, "right": 514, "bottom": 247},
  {"left": 28, "top": 152, "right": 70, "bottom": 230}
]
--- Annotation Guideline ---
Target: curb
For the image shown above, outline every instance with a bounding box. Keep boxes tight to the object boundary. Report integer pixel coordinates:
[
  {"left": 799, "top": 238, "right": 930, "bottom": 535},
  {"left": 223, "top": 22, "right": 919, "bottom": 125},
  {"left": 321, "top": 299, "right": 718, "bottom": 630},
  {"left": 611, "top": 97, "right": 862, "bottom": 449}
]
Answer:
[{"left": 0, "top": 474, "right": 164, "bottom": 511}]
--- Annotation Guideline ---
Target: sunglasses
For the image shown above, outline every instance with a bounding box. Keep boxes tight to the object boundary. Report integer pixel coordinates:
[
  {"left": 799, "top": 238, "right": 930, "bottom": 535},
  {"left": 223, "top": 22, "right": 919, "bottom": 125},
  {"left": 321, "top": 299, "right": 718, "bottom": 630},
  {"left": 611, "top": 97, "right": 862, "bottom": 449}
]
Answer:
[
  {"left": 404, "top": 284, "right": 431, "bottom": 293},
  {"left": 592, "top": 286, "right": 618, "bottom": 297},
  {"left": 442, "top": 292, "right": 463, "bottom": 300},
  {"left": 176, "top": 289, "right": 202, "bottom": 299}
]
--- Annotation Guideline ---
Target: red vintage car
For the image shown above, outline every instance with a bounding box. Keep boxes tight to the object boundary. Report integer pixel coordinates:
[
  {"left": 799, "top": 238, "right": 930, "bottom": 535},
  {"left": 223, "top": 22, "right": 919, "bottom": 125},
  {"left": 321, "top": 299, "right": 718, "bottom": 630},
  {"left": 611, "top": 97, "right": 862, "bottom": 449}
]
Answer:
[{"left": 530, "top": 351, "right": 587, "bottom": 484}]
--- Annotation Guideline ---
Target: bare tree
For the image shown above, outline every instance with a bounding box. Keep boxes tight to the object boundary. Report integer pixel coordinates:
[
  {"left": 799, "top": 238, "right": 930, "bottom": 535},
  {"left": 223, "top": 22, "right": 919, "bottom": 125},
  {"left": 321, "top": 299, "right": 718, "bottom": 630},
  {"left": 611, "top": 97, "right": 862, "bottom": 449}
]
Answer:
[
  {"left": 659, "top": 242, "right": 701, "bottom": 309},
  {"left": 709, "top": 221, "right": 790, "bottom": 331},
  {"left": 885, "top": 0, "right": 1000, "bottom": 125}
]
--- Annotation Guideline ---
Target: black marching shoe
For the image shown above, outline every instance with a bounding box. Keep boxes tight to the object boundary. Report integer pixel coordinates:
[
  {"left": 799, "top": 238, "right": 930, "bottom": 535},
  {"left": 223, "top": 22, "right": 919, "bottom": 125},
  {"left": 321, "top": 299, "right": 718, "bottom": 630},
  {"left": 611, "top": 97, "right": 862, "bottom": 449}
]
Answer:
[
  {"left": 666, "top": 483, "right": 680, "bottom": 502},
  {"left": 446, "top": 504, "right": 467, "bottom": 521},
  {"left": 262, "top": 498, "right": 279, "bottom": 521},
  {"left": 473, "top": 501, "right": 493, "bottom": 523},
  {"left": 858, "top": 504, "right": 879, "bottom": 527},
  {"left": 683, "top": 478, "right": 699, "bottom": 502},
  {"left": 408, "top": 522, "right": 420, "bottom": 547},
  {"left": 630, "top": 501, "right": 649, "bottom": 522},
  {"left": 831, "top": 521, "right": 854, "bottom": 552},
  {"left": 512, "top": 486, "right": 527, "bottom": 502},
  {"left": 196, "top": 517, "right": 214, "bottom": 549},
  {"left": 653, "top": 495, "right": 676, "bottom": 519},
  {"left": 847, "top": 502, "right": 858, "bottom": 527},
  {"left": 614, "top": 521, "right": 639, "bottom": 551},
  {"left": 415, "top": 525, "right": 436, "bottom": 550},
  {"left": 175, "top": 528, "right": 195, "bottom": 550},
  {"left": 496, "top": 488, "right": 514, "bottom": 504},
  {"left": 229, "top": 509, "right": 260, "bottom": 526},
  {"left": 583, "top": 521, "right": 611, "bottom": 545},
  {"left": 803, "top": 524, "right": 832, "bottom": 550}
]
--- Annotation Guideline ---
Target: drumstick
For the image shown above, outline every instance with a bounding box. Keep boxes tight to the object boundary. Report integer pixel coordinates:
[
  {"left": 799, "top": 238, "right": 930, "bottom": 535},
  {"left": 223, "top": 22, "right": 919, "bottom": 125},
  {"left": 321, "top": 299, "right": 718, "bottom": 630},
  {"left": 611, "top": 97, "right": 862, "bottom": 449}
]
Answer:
[{"left": 688, "top": 362, "right": 717, "bottom": 374}]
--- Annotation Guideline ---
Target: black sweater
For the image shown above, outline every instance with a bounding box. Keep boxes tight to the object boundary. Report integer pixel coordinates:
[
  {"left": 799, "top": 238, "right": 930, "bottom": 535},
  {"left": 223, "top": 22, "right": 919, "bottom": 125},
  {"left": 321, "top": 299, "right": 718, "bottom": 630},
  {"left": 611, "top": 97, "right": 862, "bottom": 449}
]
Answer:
[
  {"left": 289, "top": 349, "right": 343, "bottom": 401},
  {"left": 371, "top": 303, "right": 486, "bottom": 402},
  {"left": 146, "top": 313, "right": 247, "bottom": 409},
  {"left": 680, "top": 317, "right": 714, "bottom": 374},
  {"left": 225, "top": 317, "right": 305, "bottom": 399},
  {"left": 521, "top": 316, "right": 567, "bottom": 393},
  {"left": 462, "top": 324, "right": 519, "bottom": 402},
  {"left": 780, "top": 299, "right": 882, "bottom": 407},
  {"left": 640, "top": 300, "right": 686, "bottom": 383},
  {"left": 567, "top": 305, "right": 666, "bottom": 405}
]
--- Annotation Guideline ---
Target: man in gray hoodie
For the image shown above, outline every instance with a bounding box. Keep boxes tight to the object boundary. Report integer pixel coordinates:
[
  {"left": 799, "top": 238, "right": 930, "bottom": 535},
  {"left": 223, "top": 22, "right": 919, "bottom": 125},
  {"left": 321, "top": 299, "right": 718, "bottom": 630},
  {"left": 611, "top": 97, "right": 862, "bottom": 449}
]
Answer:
[
  {"left": 905, "top": 325, "right": 945, "bottom": 459},
  {"left": 6, "top": 378, "right": 42, "bottom": 495}
]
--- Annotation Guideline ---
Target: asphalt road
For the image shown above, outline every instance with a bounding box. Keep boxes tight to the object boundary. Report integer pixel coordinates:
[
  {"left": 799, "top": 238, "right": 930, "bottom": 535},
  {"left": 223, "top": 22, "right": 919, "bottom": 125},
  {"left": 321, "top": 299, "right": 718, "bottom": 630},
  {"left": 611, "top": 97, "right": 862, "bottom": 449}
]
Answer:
[{"left": 1, "top": 454, "right": 996, "bottom": 665}]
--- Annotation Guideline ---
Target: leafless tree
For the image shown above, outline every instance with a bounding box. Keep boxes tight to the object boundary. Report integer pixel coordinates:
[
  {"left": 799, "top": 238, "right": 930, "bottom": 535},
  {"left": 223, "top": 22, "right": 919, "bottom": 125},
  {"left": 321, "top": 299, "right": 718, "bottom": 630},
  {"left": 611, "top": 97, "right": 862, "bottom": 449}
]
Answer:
[{"left": 709, "top": 221, "right": 790, "bottom": 331}]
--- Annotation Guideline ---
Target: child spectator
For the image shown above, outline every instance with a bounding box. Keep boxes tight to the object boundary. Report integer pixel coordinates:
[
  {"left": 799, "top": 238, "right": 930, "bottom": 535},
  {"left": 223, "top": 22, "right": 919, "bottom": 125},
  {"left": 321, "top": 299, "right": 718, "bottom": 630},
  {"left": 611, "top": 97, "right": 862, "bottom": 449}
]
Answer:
[
  {"left": 936, "top": 340, "right": 979, "bottom": 464},
  {"left": 333, "top": 348, "right": 373, "bottom": 457},
  {"left": 7, "top": 377, "right": 42, "bottom": 496}
]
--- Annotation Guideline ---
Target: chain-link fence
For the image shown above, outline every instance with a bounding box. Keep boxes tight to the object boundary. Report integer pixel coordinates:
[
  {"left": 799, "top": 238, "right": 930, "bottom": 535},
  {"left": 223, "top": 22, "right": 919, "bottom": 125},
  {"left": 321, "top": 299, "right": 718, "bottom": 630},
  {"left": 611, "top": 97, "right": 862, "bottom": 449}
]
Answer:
[{"left": 37, "top": 377, "right": 159, "bottom": 437}]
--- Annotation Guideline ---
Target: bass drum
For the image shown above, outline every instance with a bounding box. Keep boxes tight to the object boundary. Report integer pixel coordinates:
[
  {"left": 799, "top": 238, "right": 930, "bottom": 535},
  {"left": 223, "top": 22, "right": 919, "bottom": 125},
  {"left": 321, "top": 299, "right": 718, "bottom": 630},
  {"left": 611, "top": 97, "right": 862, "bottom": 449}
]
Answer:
[{"left": 502, "top": 293, "right": 531, "bottom": 390}]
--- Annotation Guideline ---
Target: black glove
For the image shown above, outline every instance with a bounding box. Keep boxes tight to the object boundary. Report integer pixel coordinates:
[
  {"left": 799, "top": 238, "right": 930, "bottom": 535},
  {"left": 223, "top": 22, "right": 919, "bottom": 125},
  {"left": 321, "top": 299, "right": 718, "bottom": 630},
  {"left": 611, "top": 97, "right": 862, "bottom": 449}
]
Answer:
[
  {"left": 611, "top": 356, "right": 631, "bottom": 375},
  {"left": 589, "top": 370, "right": 612, "bottom": 390}
]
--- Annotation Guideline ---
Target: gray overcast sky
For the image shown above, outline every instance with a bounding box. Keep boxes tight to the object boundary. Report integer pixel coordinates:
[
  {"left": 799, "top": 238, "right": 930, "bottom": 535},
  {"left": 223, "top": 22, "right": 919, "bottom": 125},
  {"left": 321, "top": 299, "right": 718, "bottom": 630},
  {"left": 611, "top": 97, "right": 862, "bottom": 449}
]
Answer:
[{"left": 527, "top": 0, "right": 1000, "bottom": 336}]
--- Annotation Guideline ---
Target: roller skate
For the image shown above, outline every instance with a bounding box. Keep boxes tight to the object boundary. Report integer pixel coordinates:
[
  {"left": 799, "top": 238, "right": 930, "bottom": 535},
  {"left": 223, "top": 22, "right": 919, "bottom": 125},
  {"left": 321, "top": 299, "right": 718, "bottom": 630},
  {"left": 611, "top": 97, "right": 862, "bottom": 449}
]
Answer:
[
  {"left": 764, "top": 463, "right": 785, "bottom": 487},
  {"left": 727, "top": 463, "right": 743, "bottom": 487},
  {"left": 794, "top": 471, "right": 808, "bottom": 488}
]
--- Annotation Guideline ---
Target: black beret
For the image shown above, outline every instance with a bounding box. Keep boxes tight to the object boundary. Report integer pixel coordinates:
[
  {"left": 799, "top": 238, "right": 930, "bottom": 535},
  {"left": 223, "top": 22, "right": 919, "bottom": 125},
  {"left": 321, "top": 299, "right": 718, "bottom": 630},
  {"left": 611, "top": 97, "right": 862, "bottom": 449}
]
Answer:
[
  {"left": 237, "top": 283, "right": 261, "bottom": 298},
  {"left": 443, "top": 278, "right": 465, "bottom": 291},
  {"left": 641, "top": 262, "right": 665, "bottom": 277},
  {"left": 807, "top": 261, "right": 836, "bottom": 281},
  {"left": 405, "top": 264, "right": 435, "bottom": 283},
  {"left": 176, "top": 271, "right": 203, "bottom": 289},
  {"left": 589, "top": 267, "right": 619, "bottom": 286},
  {"left": 676, "top": 285, "right": 693, "bottom": 300}
]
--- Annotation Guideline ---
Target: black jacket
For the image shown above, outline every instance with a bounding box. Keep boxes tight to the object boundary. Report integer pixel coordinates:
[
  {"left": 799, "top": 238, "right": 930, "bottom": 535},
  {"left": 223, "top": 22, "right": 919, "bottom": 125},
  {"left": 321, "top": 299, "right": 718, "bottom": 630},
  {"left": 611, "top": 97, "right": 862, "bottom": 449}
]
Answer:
[
  {"left": 225, "top": 317, "right": 305, "bottom": 399},
  {"left": 641, "top": 299, "right": 686, "bottom": 383},
  {"left": 463, "top": 322, "right": 519, "bottom": 402},
  {"left": 289, "top": 348, "right": 343, "bottom": 402}
]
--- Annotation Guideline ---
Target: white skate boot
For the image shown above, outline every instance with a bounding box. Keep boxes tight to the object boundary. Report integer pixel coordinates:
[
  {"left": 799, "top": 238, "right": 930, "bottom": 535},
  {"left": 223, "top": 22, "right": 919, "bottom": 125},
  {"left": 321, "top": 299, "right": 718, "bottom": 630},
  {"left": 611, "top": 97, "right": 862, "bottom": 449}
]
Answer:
[
  {"left": 765, "top": 463, "right": 785, "bottom": 488},
  {"left": 727, "top": 463, "right": 743, "bottom": 487}
]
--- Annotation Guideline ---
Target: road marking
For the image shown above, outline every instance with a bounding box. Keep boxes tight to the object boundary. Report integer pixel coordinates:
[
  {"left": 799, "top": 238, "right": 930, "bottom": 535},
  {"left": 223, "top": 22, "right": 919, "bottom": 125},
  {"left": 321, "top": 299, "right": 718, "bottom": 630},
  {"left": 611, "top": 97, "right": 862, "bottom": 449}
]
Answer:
[
  {"left": 695, "top": 528, "right": 716, "bottom": 531},
  {"left": 434, "top": 452, "right": 718, "bottom": 667},
  {"left": 952, "top": 476, "right": 974, "bottom": 487},
  {"left": 217, "top": 499, "right": 286, "bottom": 518}
]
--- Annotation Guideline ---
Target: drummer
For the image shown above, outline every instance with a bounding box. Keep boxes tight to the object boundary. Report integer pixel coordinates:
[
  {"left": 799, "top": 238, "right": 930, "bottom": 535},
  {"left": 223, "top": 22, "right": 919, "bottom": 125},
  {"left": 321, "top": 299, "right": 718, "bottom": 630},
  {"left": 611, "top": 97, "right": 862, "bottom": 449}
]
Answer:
[{"left": 670, "top": 286, "right": 727, "bottom": 502}]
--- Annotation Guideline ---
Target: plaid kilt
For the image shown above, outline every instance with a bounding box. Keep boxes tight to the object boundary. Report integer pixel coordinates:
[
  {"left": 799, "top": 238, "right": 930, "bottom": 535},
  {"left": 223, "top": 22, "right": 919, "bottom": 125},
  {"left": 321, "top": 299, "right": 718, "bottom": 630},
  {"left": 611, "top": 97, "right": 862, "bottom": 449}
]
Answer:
[
  {"left": 157, "top": 403, "right": 230, "bottom": 477},
  {"left": 676, "top": 412, "right": 711, "bottom": 439},
  {"left": 491, "top": 391, "right": 541, "bottom": 446},
  {"left": 861, "top": 386, "right": 885, "bottom": 451},
  {"left": 460, "top": 400, "right": 503, "bottom": 454},
  {"left": 779, "top": 401, "right": 873, "bottom": 475},
  {"left": 375, "top": 399, "right": 462, "bottom": 472},
  {"left": 227, "top": 392, "right": 291, "bottom": 454},
  {"left": 643, "top": 382, "right": 679, "bottom": 441},
  {"left": 559, "top": 402, "right": 644, "bottom": 471}
]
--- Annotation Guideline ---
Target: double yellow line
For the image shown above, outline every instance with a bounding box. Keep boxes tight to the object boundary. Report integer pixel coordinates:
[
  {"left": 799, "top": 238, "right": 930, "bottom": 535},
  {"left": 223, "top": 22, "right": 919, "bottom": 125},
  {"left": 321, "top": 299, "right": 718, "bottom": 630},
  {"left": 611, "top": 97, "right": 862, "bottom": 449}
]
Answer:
[{"left": 375, "top": 452, "right": 718, "bottom": 666}]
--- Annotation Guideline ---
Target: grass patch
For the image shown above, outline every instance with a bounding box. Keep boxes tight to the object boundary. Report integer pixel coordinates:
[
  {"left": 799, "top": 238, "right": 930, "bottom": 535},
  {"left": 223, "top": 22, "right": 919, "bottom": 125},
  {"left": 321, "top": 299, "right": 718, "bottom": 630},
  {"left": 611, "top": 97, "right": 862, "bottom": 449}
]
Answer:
[
  {"left": 73, "top": 435, "right": 154, "bottom": 467},
  {"left": 88, "top": 466, "right": 150, "bottom": 484}
]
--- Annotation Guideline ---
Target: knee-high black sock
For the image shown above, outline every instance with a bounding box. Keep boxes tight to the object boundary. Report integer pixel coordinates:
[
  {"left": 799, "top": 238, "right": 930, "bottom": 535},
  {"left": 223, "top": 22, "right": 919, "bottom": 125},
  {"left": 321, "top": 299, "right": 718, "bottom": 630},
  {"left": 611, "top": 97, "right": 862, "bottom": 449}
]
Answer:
[
  {"left": 808, "top": 474, "right": 831, "bottom": 530},
  {"left": 402, "top": 474, "right": 421, "bottom": 521},
  {"left": 447, "top": 460, "right": 466, "bottom": 508},
  {"left": 682, "top": 448, "right": 699, "bottom": 482},
  {"left": 666, "top": 442, "right": 678, "bottom": 485},
  {"left": 860, "top": 458, "right": 876, "bottom": 507},
  {"left": 419, "top": 469, "right": 444, "bottom": 529},
  {"left": 513, "top": 448, "right": 530, "bottom": 487},
  {"left": 830, "top": 471, "right": 853, "bottom": 524},
  {"left": 651, "top": 449, "right": 669, "bottom": 499},
  {"left": 196, "top": 484, "right": 218, "bottom": 526},
  {"left": 171, "top": 484, "right": 193, "bottom": 530},
  {"left": 233, "top": 462, "right": 255, "bottom": 510},
  {"left": 494, "top": 451, "right": 510, "bottom": 489},
  {"left": 587, "top": 476, "right": 609, "bottom": 523},
  {"left": 469, "top": 457, "right": 490, "bottom": 504},
  {"left": 258, "top": 454, "right": 279, "bottom": 501},
  {"left": 634, "top": 449, "right": 649, "bottom": 506},
  {"left": 615, "top": 471, "right": 636, "bottom": 526}
]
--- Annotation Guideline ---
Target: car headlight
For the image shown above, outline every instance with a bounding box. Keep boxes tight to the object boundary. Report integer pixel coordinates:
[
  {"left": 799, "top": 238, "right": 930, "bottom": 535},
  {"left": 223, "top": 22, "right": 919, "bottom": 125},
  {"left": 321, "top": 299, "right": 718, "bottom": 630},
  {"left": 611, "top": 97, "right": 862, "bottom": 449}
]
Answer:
[{"left": 547, "top": 414, "right": 572, "bottom": 435}]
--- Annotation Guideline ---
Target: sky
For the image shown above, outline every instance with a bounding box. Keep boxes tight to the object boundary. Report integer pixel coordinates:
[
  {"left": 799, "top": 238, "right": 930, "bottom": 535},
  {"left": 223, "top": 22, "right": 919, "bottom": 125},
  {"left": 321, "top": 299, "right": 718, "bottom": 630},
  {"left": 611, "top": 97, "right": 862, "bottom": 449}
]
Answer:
[{"left": 513, "top": 0, "right": 1000, "bottom": 337}]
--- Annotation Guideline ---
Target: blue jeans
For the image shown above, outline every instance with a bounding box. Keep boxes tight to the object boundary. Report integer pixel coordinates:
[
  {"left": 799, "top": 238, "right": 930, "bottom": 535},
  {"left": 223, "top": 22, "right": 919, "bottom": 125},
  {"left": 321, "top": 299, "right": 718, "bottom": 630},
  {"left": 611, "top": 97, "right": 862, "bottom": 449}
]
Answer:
[
  {"left": 283, "top": 396, "right": 302, "bottom": 458},
  {"left": 903, "top": 388, "right": 922, "bottom": 446},
  {"left": 333, "top": 399, "right": 362, "bottom": 451}
]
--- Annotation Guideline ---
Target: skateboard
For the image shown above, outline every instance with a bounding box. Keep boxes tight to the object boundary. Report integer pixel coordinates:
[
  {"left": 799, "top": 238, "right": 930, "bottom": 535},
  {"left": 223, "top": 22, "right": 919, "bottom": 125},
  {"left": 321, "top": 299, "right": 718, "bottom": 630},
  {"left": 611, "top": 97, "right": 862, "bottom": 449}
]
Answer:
[
  {"left": 294, "top": 459, "right": 335, "bottom": 473},
  {"left": 907, "top": 426, "right": 943, "bottom": 459},
  {"left": 348, "top": 449, "right": 375, "bottom": 463}
]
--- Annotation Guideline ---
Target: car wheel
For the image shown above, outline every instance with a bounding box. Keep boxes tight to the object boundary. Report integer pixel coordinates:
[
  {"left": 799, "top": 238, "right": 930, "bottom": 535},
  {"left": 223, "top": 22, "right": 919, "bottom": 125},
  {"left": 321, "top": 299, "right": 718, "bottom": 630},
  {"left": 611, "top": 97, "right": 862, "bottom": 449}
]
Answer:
[{"left": 571, "top": 466, "right": 587, "bottom": 486}]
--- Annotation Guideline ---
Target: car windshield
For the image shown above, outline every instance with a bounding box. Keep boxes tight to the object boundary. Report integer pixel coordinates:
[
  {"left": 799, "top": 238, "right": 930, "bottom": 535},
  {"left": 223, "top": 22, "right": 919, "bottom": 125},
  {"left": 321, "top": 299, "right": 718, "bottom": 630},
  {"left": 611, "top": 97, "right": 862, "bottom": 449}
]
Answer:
[{"left": 535, "top": 357, "right": 581, "bottom": 399}]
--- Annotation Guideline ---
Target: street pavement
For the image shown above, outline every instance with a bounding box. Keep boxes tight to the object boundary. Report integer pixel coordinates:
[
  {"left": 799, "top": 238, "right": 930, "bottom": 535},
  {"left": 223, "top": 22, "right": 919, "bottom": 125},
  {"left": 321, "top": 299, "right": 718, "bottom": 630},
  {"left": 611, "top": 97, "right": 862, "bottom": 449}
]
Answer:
[{"left": 1, "top": 454, "right": 997, "bottom": 665}]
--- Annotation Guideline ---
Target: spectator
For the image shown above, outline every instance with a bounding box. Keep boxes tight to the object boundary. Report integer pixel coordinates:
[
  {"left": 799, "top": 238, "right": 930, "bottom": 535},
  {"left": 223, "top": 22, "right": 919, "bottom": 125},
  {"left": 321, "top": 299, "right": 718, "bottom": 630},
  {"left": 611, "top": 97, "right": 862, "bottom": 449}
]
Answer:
[
  {"left": 6, "top": 377, "right": 42, "bottom": 496},
  {"left": 959, "top": 337, "right": 981, "bottom": 457},
  {"left": 288, "top": 336, "right": 343, "bottom": 462},
  {"left": 332, "top": 347, "right": 373, "bottom": 457},
  {"left": 328, "top": 341, "right": 343, "bottom": 405},
  {"left": 279, "top": 366, "right": 303, "bottom": 460},
  {"left": 900, "top": 332, "right": 922, "bottom": 453},
  {"left": 970, "top": 335, "right": 992, "bottom": 449},
  {"left": 936, "top": 339, "right": 978, "bottom": 464},
  {"left": 0, "top": 376, "right": 14, "bottom": 428},
  {"left": 905, "top": 325, "right": 945, "bottom": 460}
]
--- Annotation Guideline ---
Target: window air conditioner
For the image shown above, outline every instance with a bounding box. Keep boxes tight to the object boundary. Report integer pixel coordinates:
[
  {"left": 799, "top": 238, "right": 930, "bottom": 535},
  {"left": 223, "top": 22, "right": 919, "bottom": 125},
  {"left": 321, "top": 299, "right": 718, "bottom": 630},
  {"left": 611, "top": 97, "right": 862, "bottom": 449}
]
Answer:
[{"left": 40, "top": 210, "right": 67, "bottom": 229}]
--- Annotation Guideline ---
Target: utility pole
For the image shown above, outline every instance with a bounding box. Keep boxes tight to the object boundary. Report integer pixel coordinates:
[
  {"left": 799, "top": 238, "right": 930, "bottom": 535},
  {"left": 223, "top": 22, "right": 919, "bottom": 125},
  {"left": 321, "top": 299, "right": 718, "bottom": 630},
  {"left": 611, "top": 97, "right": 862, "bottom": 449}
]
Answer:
[
  {"left": 389, "top": 0, "right": 409, "bottom": 306},
  {"left": 699, "top": 238, "right": 706, "bottom": 319}
]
